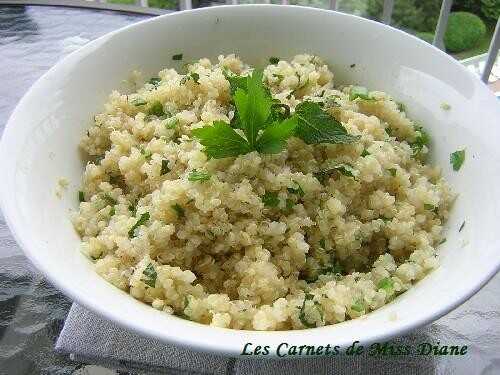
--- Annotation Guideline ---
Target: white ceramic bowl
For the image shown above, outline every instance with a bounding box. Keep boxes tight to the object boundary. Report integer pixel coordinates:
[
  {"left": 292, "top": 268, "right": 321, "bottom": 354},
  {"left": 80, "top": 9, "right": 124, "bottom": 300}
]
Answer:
[{"left": 1, "top": 5, "right": 500, "bottom": 357}]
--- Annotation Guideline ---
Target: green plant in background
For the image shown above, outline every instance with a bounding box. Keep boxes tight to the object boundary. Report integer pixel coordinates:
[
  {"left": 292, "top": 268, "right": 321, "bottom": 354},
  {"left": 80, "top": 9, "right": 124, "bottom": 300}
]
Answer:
[
  {"left": 444, "top": 12, "right": 487, "bottom": 53},
  {"left": 109, "top": 0, "right": 179, "bottom": 10},
  {"left": 453, "top": 0, "right": 500, "bottom": 24},
  {"left": 366, "top": 0, "right": 441, "bottom": 33},
  {"left": 416, "top": 31, "right": 435, "bottom": 45}
]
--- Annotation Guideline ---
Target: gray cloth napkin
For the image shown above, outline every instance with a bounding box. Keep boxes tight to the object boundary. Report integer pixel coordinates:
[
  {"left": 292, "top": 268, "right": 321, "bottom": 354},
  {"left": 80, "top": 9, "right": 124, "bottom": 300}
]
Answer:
[{"left": 55, "top": 299, "right": 488, "bottom": 375}]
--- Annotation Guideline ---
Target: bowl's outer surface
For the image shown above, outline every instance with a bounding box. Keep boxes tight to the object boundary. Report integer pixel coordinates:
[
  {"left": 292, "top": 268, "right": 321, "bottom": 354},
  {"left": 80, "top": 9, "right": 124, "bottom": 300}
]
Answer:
[{"left": 1, "top": 5, "right": 500, "bottom": 357}]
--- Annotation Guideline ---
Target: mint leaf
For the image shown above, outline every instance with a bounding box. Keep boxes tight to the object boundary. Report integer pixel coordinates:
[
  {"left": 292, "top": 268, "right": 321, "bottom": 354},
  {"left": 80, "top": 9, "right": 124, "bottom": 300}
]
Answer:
[
  {"left": 295, "top": 101, "right": 359, "bottom": 145},
  {"left": 450, "top": 149, "right": 465, "bottom": 171},
  {"left": 188, "top": 169, "right": 211, "bottom": 182},
  {"left": 192, "top": 121, "right": 251, "bottom": 159},
  {"left": 235, "top": 69, "right": 272, "bottom": 147},
  {"left": 262, "top": 192, "right": 279, "bottom": 207},
  {"left": 128, "top": 212, "right": 150, "bottom": 238},
  {"left": 255, "top": 117, "right": 297, "bottom": 154}
]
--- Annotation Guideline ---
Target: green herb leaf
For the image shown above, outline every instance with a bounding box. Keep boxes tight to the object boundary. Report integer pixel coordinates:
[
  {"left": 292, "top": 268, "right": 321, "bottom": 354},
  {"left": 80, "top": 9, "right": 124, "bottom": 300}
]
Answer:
[
  {"left": 131, "top": 97, "right": 147, "bottom": 106},
  {"left": 287, "top": 181, "right": 305, "bottom": 197},
  {"left": 397, "top": 101, "right": 406, "bottom": 112},
  {"left": 109, "top": 206, "right": 116, "bottom": 216},
  {"left": 224, "top": 71, "right": 248, "bottom": 95},
  {"left": 299, "top": 293, "right": 317, "bottom": 328},
  {"left": 147, "top": 101, "right": 164, "bottom": 117},
  {"left": 285, "top": 199, "right": 295, "bottom": 211},
  {"left": 171, "top": 203, "right": 185, "bottom": 218},
  {"left": 350, "top": 86, "right": 375, "bottom": 101},
  {"left": 388, "top": 168, "right": 397, "bottom": 177},
  {"left": 192, "top": 121, "right": 251, "bottom": 159},
  {"left": 294, "top": 101, "right": 359, "bottom": 145},
  {"left": 361, "top": 149, "right": 370, "bottom": 157},
  {"left": 142, "top": 263, "right": 157, "bottom": 287},
  {"left": 319, "top": 238, "right": 326, "bottom": 249},
  {"left": 262, "top": 192, "right": 279, "bottom": 207},
  {"left": 450, "top": 149, "right": 465, "bottom": 171},
  {"left": 128, "top": 212, "right": 150, "bottom": 238},
  {"left": 410, "top": 125, "right": 430, "bottom": 156},
  {"left": 255, "top": 116, "right": 297, "bottom": 154},
  {"left": 424, "top": 203, "right": 435, "bottom": 211},
  {"left": 269, "top": 57, "right": 280, "bottom": 64},
  {"left": 172, "top": 54, "right": 183, "bottom": 61},
  {"left": 103, "top": 193, "right": 117, "bottom": 206},
  {"left": 377, "top": 277, "right": 394, "bottom": 291},
  {"left": 78, "top": 191, "right": 85, "bottom": 202},
  {"left": 181, "top": 72, "right": 200, "bottom": 85},
  {"left": 166, "top": 117, "right": 178, "bottom": 129},
  {"left": 140, "top": 148, "right": 152, "bottom": 161},
  {"left": 440, "top": 102, "right": 451, "bottom": 110},
  {"left": 234, "top": 69, "right": 272, "bottom": 147},
  {"left": 351, "top": 300, "right": 364, "bottom": 312},
  {"left": 439, "top": 238, "right": 447, "bottom": 245},
  {"left": 188, "top": 169, "right": 211, "bottom": 182},
  {"left": 149, "top": 77, "right": 161, "bottom": 87},
  {"left": 161, "top": 159, "right": 170, "bottom": 175}
]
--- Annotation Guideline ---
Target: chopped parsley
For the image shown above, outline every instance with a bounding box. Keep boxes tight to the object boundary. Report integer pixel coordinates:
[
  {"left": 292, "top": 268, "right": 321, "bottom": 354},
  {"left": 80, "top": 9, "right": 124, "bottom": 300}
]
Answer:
[
  {"left": 439, "top": 238, "right": 447, "bottom": 245},
  {"left": 128, "top": 212, "right": 150, "bottom": 238},
  {"left": 397, "top": 102, "right": 406, "bottom": 112},
  {"left": 103, "top": 193, "right": 117, "bottom": 206},
  {"left": 171, "top": 203, "right": 185, "bottom": 218},
  {"left": 262, "top": 191, "right": 279, "bottom": 207},
  {"left": 161, "top": 159, "right": 170, "bottom": 175},
  {"left": 319, "top": 238, "right": 326, "bottom": 249},
  {"left": 350, "top": 63, "right": 356, "bottom": 68},
  {"left": 142, "top": 263, "right": 157, "bottom": 288},
  {"left": 377, "top": 277, "right": 394, "bottom": 291},
  {"left": 148, "top": 77, "right": 161, "bottom": 87},
  {"left": 188, "top": 169, "right": 211, "bottom": 182},
  {"left": 130, "top": 97, "right": 147, "bottom": 106},
  {"left": 285, "top": 199, "right": 295, "bottom": 211},
  {"left": 450, "top": 149, "right": 465, "bottom": 171},
  {"left": 172, "top": 53, "right": 183, "bottom": 61},
  {"left": 147, "top": 101, "right": 164, "bottom": 117},
  {"left": 181, "top": 72, "right": 200, "bottom": 85},
  {"left": 388, "top": 168, "right": 397, "bottom": 177},
  {"left": 361, "top": 149, "right": 370, "bottom": 157},
  {"left": 349, "top": 86, "right": 374, "bottom": 101},
  {"left": 109, "top": 206, "right": 116, "bottom": 216},
  {"left": 299, "top": 293, "right": 318, "bottom": 328},
  {"left": 410, "top": 125, "right": 430, "bottom": 156},
  {"left": 287, "top": 182, "right": 305, "bottom": 197},
  {"left": 140, "top": 148, "right": 152, "bottom": 161},
  {"left": 351, "top": 300, "right": 364, "bottom": 312},
  {"left": 459, "top": 221, "right": 465, "bottom": 232},
  {"left": 269, "top": 56, "right": 280, "bottom": 64},
  {"left": 440, "top": 102, "right": 451, "bottom": 110},
  {"left": 165, "top": 117, "right": 179, "bottom": 129},
  {"left": 78, "top": 191, "right": 85, "bottom": 202}
]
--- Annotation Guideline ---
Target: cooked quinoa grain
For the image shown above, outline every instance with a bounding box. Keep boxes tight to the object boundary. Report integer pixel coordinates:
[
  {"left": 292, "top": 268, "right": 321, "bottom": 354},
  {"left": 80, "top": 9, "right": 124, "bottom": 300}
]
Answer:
[{"left": 73, "top": 54, "right": 453, "bottom": 330}]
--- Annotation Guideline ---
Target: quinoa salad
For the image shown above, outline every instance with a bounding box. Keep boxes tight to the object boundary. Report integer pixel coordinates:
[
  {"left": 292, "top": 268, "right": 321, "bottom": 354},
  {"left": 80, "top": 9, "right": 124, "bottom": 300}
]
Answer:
[{"left": 72, "top": 54, "right": 454, "bottom": 330}]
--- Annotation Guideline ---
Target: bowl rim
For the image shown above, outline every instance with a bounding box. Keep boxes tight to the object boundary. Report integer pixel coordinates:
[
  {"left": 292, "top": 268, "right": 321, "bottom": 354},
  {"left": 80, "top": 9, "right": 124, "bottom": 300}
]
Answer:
[{"left": 1, "top": 4, "right": 499, "bottom": 357}]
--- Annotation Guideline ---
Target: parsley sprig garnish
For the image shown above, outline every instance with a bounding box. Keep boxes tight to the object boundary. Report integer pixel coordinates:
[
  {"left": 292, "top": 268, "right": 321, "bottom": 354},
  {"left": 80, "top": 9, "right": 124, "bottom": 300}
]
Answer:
[{"left": 193, "top": 69, "right": 358, "bottom": 159}]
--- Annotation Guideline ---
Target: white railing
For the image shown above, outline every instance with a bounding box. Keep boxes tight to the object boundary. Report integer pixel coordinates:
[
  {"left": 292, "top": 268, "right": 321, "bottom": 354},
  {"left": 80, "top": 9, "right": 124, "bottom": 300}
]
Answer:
[{"left": 1, "top": 0, "right": 499, "bottom": 83}]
